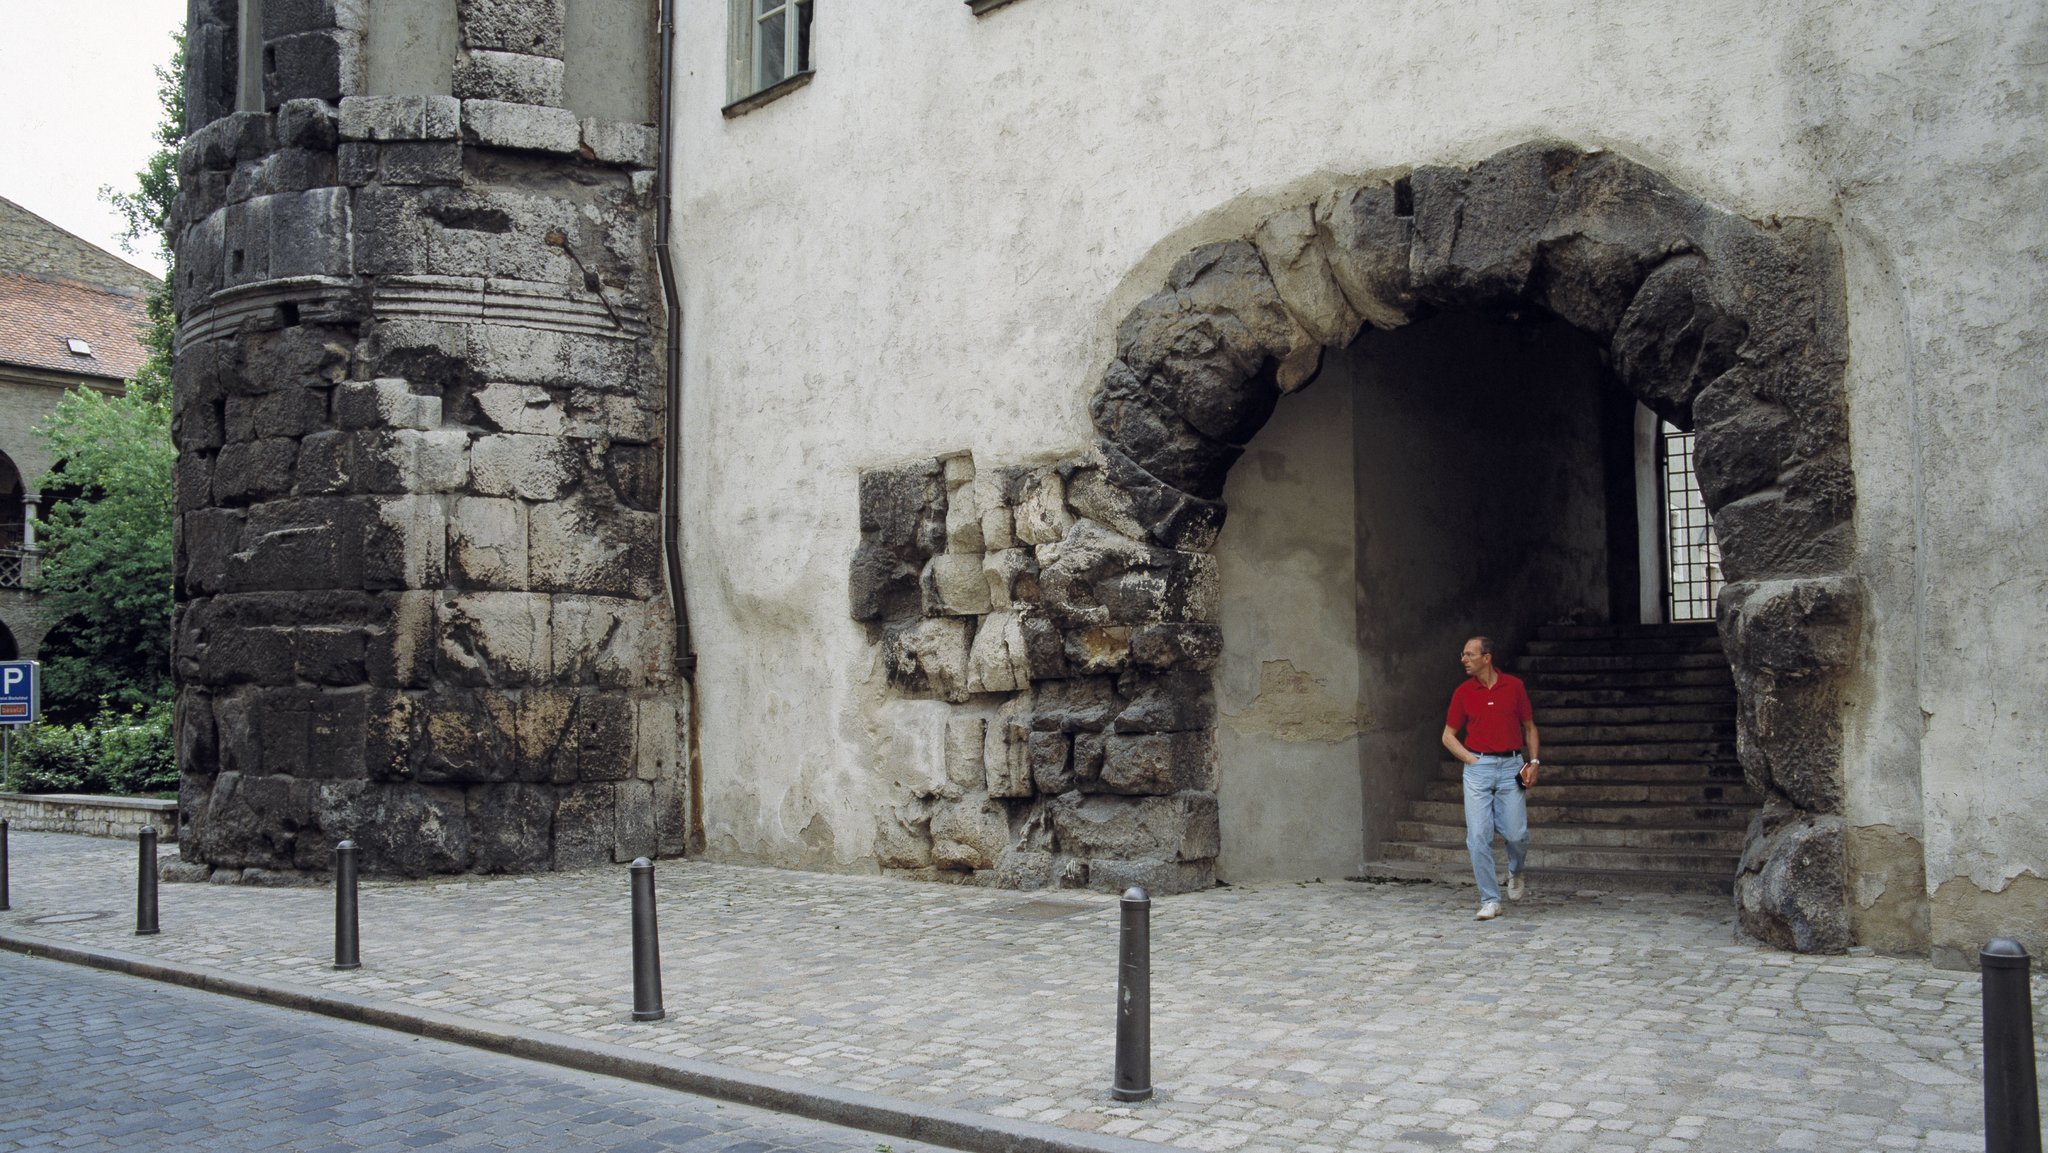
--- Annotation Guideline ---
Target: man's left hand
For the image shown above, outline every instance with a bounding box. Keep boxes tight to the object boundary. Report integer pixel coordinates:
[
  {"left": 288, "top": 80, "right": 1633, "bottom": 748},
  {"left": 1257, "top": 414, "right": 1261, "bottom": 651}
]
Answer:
[{"left": 1519, "top": 761, "right": 1539, "bottom": 787}]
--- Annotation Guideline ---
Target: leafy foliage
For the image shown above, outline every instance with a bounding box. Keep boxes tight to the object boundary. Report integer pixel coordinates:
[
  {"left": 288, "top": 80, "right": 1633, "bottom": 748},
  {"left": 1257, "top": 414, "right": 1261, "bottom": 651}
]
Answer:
[
  {"left": 33, "top": 387, "right": 175, "bottom": 721},
  {"left": 1, "top": 702, "right": 177, "bottom": 796},
  {"left": 101, "top": 31, "right": 185, "bottom": 404}
]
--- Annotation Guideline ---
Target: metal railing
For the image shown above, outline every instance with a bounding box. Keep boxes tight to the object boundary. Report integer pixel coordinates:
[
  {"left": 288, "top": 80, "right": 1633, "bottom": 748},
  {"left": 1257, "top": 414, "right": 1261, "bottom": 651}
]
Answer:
[{"left": 0, "top": 548, "right": 41, "bottom": 590}]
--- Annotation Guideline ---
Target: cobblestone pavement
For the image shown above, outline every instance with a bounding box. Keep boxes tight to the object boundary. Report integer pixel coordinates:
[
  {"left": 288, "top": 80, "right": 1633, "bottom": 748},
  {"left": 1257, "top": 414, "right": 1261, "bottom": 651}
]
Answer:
[
  {"left": 4, "top": 831, "right": 2043, "bottom": 1153},
  {"left": 0, "top": 949, "right": 951, "bottom": 1153}
]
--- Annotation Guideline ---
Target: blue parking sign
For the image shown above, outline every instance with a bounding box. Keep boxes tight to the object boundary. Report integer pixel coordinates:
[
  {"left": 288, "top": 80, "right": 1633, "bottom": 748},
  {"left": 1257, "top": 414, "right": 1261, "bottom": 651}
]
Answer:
[{"left": 0, "top": 661, "right": 39, "bottom": 724}]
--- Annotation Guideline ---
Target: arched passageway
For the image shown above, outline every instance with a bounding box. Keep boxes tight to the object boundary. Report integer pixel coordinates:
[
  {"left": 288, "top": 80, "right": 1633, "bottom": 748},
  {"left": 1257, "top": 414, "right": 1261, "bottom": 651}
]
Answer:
[{"left": 854, "top": 141, "right": 1859, "bottom": 951}]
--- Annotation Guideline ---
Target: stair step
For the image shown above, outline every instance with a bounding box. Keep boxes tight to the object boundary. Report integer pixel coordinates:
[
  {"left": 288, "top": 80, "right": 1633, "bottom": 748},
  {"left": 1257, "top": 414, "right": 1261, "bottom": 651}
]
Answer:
[
  {"left": 1411, "top": 800, "right": 1758, "bottom": 826},
  {"left": 1436, "top": 761, "right": 1743, "bottom": 783},
  {"left": 1440, "top": 745, "right": 1739, "bottom": 768},
  {"left": 1523, "top": 635, "right": 1726, "bottom": 657},
  {"left": 1530, "top": 686, "right": 1737, "bottom": 707},
  {"left": 1540, "top": 721, "right": 1735, "bottom": 743},
  {"left": 1518, "top": 652, "right": 1732, "bottom": 673},
  {"left": 1423, "top": 780, "right": 1755, "bottom": 804},
  {"left": 1519, "top": 668, "right": 1735, "bottom": 689},
  {"left": 1394, "top": 820, "right": 1747, "bottom": 851},
  {"left": 1381, "top": 839, "right": 1739, "bottom": 876},
  {"left": 1352, "top": 859, "right": 1736, "bottom": 895},
  {"left": 1539, "top": 704, "right": 1736, "bottom": 725},
  {"left": 1534, "top": 622, "right": 1718, "bottom": 641}
]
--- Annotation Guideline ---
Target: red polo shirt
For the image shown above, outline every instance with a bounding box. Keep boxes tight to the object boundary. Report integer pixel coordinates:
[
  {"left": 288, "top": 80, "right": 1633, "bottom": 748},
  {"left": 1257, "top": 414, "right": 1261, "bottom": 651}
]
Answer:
[{"left": 1446, "top": 673, "right": 1531, "bottom": 755}]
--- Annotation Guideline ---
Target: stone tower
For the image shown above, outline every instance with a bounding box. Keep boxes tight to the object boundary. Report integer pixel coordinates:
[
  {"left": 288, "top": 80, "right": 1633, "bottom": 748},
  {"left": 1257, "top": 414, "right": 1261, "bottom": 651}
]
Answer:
[{"left": 170, "top": 0, "right": 691, "bottom": 876}]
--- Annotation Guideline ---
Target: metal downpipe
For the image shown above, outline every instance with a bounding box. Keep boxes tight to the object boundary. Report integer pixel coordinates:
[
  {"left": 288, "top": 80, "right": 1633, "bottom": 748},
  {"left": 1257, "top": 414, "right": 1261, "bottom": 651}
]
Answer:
[{"left": 655, "top": 0, "right": 694, "bottom": 675}]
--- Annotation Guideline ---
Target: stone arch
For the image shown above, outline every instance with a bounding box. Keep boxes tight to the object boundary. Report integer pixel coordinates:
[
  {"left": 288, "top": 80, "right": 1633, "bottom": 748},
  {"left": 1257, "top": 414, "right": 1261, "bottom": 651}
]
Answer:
[{"left": 854, "top": 141, "right": 1858, "bottom": 951}]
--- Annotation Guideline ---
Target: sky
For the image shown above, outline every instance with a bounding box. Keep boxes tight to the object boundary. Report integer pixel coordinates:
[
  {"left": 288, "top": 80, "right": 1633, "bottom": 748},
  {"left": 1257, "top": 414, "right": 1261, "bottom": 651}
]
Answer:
[{"left": 0, "top": 0, "right": 188, "bottom": 278}]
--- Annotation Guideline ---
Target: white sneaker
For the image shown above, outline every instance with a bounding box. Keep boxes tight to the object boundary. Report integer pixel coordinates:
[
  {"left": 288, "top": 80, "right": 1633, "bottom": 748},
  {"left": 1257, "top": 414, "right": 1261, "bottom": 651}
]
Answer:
[
  {"left": 1506, "top": 873, "right": 1525, "bottom": 901},
  {"left": 1475, "top": 901, "right": 1501, "bottom": 921}
]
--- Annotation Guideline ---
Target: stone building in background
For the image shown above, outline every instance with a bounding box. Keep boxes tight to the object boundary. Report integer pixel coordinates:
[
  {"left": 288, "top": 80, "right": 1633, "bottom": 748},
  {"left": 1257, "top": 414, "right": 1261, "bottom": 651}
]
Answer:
[
  {"left": 0, "top": 197, "right": 157, "bottom": 662},
  {"left": 171, "top": 0, "right": 2046, "bottom": 966}
]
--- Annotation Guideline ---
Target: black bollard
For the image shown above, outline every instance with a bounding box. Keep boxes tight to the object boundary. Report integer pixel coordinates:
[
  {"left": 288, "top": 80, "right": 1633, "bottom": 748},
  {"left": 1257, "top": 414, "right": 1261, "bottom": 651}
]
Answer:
[
  {"left": 333, "top": 840, "right": 361, "bottom": 970},
  {"left": 1, "top": 817, "right": 10, "bottom": 911},
  {"left": 629, "top": 857, "right": 665, "bottom": 1021},
  {"left": 1982, "top": 938, "right": 2042, "bottom": 1153},
  {"left": 135, "top": 826, "right": 159, "bottom": 936},
  {"left": 1111, "top": 885, "right": 1152, "bottom": 1102}
]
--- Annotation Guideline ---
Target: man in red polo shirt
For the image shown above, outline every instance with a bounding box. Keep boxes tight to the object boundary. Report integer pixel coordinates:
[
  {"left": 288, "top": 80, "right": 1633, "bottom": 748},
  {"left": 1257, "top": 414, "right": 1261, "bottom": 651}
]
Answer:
[{"left": 1442, "top": 635, "right": 1541, "bottom": 921}]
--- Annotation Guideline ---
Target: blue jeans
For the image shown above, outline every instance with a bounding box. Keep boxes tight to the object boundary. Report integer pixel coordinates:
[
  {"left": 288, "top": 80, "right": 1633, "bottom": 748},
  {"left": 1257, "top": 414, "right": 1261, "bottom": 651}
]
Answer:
[{"left": 1463, "top": 753, "right": 1529, "bottom": 904}]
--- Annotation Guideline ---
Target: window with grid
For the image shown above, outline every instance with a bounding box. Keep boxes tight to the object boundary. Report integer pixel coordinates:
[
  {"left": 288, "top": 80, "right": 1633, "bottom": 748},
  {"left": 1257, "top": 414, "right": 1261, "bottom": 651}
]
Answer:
[
  {"left": 729, "top": 0, "right": 814, "bottom": 105},
  {"left": 1662, "top": 423, "right": 1722, "bottom": 622}
]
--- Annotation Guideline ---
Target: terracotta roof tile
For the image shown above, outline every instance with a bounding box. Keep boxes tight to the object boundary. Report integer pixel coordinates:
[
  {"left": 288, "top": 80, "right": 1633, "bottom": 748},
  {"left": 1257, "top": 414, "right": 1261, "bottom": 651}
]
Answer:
[{"left": 0, "top": 270, "right": 152, "bottom": 383}]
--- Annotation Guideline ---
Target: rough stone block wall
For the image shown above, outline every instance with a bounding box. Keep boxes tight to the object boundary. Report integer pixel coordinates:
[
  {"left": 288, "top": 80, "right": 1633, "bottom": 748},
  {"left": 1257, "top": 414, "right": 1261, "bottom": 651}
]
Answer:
[{"left": 170, "top": 0, "right": 689, "bottom": 877}]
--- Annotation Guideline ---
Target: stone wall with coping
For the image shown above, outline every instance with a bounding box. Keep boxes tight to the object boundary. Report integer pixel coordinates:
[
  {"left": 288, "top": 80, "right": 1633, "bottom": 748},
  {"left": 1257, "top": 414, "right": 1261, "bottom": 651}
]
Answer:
[
  {"left": 170, "top": 0, "right": 691, "bottom": 878},
  {"left": 0, "top": 792, "right": 180, "bottom": 842}
]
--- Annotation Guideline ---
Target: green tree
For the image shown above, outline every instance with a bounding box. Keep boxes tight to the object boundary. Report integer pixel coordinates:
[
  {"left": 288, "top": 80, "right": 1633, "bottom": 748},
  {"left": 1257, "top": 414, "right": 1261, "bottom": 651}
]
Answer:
[
  {"left": 100, "top": 29, "right": 184, "bottom": 403},
  {"left": 28, "top": 29, "right": 185, "bottom": 723}
]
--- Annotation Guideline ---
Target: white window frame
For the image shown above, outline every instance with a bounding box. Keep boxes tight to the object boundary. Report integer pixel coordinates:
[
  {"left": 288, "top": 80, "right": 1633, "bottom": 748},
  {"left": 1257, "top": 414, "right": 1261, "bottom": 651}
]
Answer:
[{"left": 726, "top": 0, "right": 813, "bottom": 111}]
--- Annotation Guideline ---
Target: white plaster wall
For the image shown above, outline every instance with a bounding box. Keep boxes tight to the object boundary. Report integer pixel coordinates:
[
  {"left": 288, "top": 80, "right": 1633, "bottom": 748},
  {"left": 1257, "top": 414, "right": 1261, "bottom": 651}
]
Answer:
[
  {"left": 1213, "top": 380, "right": 1363, "bottom": 883},
  {"left": 669, "top": 0, "right": 2047, "bottom": 945}
]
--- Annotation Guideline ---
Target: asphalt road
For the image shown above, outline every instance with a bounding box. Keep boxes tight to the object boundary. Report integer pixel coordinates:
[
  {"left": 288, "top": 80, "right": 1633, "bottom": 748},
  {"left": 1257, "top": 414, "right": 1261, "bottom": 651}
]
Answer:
[{"left": 0, "top": 950, "right": 952, "bottom": 1153}]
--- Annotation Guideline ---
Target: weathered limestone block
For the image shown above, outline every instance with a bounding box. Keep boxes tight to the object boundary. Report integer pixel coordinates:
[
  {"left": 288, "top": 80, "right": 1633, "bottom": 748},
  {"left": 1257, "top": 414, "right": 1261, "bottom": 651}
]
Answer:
[
  {"left": 309, "top": 781, "right": 471, "bottom": 876},
  {"left": 580, "top": 119, "right": 656, "bottom": 168},
  {"left": 551, "top": 596, "right": 655, "bottom": 689},
  {"left": 366, "top": 591, "right": 435, "bottom": 688},
  {"left": 876, "top": 801, "right": 935, "bottom": 869},
  {"left": 982, "top": 548, "right": 1037, "bottom": 610},
  {"left": 1708, "top": 465, "right": 1855, "bottom": 582},
  {"left": 931, "top": 794, "right": 1010, "bottom": 871},
  {"left": 226, "top": 386, "right": 329, "bottom": 441},
  {"left": 1038, "top": 519, "right": 1216, "bottom": 628},
  {"left": 1064, "top": 441, "right": 1226, "bottom": 552},
  {"left": 364, "top": 495, "right": 449, "bottom": 589},
  {"left": 1088, "top": 857, "right": 1215, "bottom": 895},
  {"left": 436, "top": 591, "right": 551, "bottom": 687},
  {"left": 851, "top": 459, "right": 946, "bottom": 622},
  {"left": 459, "top": 0, "right": 564, "bottom": 56},
  {"left": 471, "top": 433, "right": 574, "bottom": 500},
  {"left": 1253, "top": 203, "right": 1364, "bottom": 350},
  {"left": 358, "top": 429, "right": 470, "bottom": 494},
  {"left": 565, "top": 391, "right": 660, "bottom": 444},
  {"left": 462, "top": 100, "right": 581, "bottom": 155},
  {"left": 474, "top": 382, "right": 564, "bottom": 435},
  {"left": 1129, "top": 622, "right": 1223, "bottom": 672},
  {"left": 225, "top": 499, "right": 368, "bottom": 592},
  {"left": 1018, "top": 612, "right": 1071, "bottom": 679},
  {"left": 653, "top": 777, "right": 689, "bottom": 857},
  {"left": 977, "top": 468, "right": 1017, "bottom": 551},
  {"left": 213, "top": 438, "right": 299, "bottom": 503},
  {"left": 1099, "top": 731, "right": 1213, "bottom": 795},
  {"left": 467, "top": 782, "right": 555, "bottom": 872},
  {"left": 453, "top": 50, "right": 566, "bottom": 107},
  {"left": 984, "top": 692, "right": 1034, "bottom": 799},
  {"left": 635, "top": 695, "right": 685, "bottom": 782},
  {"left": 614, "top": 779, "right": 656, "bottom": 862},
  {"left": 275, "top": 97, "right": 340, "bottom": 150},
  {"left": 965, "top": 610, "right": 1032, "bottom": 694},
  {"left": 921, "top": 553, "right": 993, "bottom": 617},
  {"left": 449, "top": 496, "right": 529, "bottom": 588},
  {"left": 228, "top": 148, "right": 341, "bottom": 202},
  {"left": 1030, "top": 676, "right": 1122, "bottom": 733},
  {"left": 883, "top": 618, "right": 971, "bottom": 703},
  {"left": 336, "top": 379, "right": 442, "bottom": 430},
  {"left": 943, "top": 716, "right": 986, "bottom": 795},
  {"left": 1029, "top": 732, "right": 1075, "bottom": 795},
  {"left": 1721, "top": 577, "right": 1859, "bottom": 815},
  {"left": 1012, "top": 469, "right": 1075, "bottom": 545},
  {"left": 553, "top": 782, "right": 616, "bottom": 868},
  {"left": 1112, "top": 670, "right": 1215, "bottom": 733},
  {"left": 1314, "top": 183, "right": 1417, "bottom": 331},
  {"left": 1735, "top": 805, "right": 1849, "bottom": 953},
  {"left": 1063, "top": 625, "right": 1132, "bottom": 675},
  {"left": 528, "top": 503, "right": 660, "bottom": 600},
  {"left": 1049, "top": 792, "right": 1219, "bottom": 863},
  {"left": 265, "top": 28, "right": 362, "bottom": 106},
  {"left": 1612, "top": 256, "right": 1747, "bottom": 424},
  {"left": 940, "top": 452, "right": 983, "bottom": 553}
]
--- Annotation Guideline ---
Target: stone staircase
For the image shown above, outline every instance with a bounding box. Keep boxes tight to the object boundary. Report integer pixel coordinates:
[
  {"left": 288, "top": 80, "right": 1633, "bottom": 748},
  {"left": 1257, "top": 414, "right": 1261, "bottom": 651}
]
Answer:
[{"left": 1372, "top": 621, "right": 1754, "bottom": 894}]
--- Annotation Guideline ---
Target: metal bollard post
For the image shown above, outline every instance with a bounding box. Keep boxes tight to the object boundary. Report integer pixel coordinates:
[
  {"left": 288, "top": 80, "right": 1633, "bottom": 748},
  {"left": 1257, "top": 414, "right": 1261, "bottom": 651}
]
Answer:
[
  {"left": 333, "top": 840, "right": 361, "bottom": 970},
  {"left": 1982, "top": 938, "right": 2042, "bottom": 1153},
  {"left": 1, "top": 817, "right": 10, "bottom": 911},
  {"left": 135, "top": 826, "right": 159, "bottom": 935},
  {"left": 629, "top": 857, "right": 665, "bottom": 1021},
  {"left": 1111, "top": 885, "right": 1153, "bottom": 1102}
]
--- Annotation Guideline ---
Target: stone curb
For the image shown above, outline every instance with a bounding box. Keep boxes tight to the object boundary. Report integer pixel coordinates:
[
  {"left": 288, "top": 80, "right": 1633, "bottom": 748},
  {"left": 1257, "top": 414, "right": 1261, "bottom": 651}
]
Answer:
[{"left": 0, "top": 929, "right": 1168, "bottom": 1153}]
